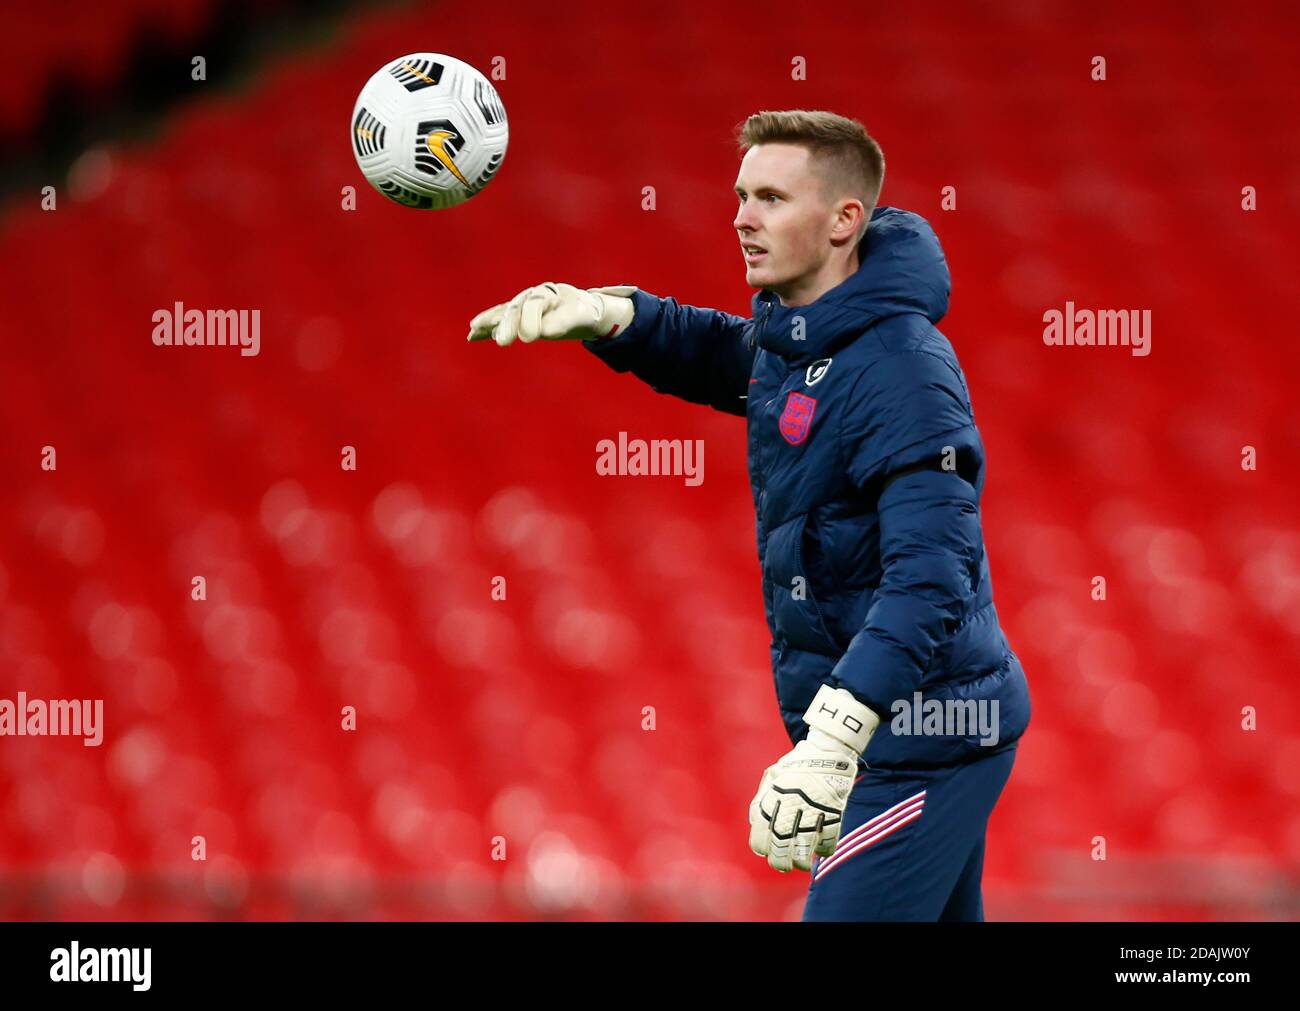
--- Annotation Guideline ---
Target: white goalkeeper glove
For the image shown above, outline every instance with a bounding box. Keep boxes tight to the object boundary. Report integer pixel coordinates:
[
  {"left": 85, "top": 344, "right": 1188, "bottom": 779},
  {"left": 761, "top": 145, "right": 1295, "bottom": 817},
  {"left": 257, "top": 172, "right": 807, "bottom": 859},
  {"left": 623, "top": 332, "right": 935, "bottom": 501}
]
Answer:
[
  {"left": 465, "top": 282, "right": 637, "bottom": 346},
  {"left": 748, "top": 683, "right": 881, "bottom": 873}
]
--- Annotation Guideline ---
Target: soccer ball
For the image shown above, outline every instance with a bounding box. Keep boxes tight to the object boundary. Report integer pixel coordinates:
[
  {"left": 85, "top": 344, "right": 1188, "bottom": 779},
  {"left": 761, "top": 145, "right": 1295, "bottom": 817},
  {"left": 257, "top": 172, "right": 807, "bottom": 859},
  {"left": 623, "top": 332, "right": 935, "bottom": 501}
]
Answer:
[{"left": 351, "top": 53, "right": 508, "bottom": 210}]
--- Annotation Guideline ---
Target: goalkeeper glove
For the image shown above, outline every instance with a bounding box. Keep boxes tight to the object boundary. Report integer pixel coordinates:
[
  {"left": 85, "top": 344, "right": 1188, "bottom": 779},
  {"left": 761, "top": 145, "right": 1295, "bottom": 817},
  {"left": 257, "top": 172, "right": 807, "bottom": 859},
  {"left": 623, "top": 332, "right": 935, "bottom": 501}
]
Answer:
[
  {"left": 748, "top": 683, "right": 881, "bottom": 873},
  {"left": 465, "top": 282, "right": 637, "bottom": 346}
]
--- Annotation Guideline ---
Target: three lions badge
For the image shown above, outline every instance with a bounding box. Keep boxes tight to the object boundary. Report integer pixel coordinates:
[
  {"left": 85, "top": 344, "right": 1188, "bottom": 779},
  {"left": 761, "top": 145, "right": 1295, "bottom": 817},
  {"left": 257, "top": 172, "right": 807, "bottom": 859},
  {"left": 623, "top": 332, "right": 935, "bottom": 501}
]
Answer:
[{"left": 779, "top": 392, "right": 817, "bottom": 445}]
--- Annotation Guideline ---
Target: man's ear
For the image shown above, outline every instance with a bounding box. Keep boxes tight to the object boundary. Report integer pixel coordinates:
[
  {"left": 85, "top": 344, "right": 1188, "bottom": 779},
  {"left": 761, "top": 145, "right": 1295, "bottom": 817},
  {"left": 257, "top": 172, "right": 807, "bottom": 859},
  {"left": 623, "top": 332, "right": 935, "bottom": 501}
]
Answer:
[{"left": 832, "top": 198, "right": 866, "bottom": 244}]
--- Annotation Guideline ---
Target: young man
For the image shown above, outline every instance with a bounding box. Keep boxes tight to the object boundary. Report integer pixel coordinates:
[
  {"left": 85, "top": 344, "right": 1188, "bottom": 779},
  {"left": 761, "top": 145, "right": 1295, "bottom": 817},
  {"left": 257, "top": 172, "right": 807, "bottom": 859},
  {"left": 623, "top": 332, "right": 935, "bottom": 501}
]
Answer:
[{"left": 466, "top": 110, "right": 1031, "bottom": 921}]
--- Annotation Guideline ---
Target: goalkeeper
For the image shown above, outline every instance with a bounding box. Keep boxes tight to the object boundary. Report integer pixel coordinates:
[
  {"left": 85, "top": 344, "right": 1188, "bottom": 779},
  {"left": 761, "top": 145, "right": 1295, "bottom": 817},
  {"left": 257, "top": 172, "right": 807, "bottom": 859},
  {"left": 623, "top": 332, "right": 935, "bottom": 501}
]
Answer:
[{"left": 466, "top": 110, "right": 1030, "bottom": 922}]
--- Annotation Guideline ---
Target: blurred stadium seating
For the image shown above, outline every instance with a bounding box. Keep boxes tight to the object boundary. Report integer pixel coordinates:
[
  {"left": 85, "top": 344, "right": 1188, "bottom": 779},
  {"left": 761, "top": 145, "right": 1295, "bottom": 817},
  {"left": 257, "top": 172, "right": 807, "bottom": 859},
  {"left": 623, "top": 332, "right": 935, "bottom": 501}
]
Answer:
[
  {"left": 0, "top": 0, "right": 1297, "bottom": 920},
  {"left": 2, "top": 3, "right": 204, "bottom": 134}
]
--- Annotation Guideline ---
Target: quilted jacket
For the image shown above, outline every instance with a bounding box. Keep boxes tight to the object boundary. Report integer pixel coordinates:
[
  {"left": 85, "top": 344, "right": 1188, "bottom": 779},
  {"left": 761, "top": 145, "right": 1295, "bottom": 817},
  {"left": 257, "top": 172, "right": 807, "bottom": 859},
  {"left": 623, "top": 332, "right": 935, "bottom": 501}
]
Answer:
[{"left": 584, "top": 206, "right": 1030, "bottom": 768}]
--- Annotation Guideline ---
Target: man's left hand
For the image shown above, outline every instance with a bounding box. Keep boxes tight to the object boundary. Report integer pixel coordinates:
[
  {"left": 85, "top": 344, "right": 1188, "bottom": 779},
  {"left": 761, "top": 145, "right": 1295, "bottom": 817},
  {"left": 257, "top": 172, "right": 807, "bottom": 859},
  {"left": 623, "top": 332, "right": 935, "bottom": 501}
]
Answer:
[{"left": 747, "top": 683, "right": 882, "bottom": 873}]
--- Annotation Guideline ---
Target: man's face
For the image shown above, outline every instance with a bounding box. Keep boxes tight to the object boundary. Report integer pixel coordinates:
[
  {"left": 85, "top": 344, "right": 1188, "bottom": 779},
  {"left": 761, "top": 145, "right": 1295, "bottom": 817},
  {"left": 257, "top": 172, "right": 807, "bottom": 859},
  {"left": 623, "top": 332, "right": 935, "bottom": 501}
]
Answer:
[{"left": 733, "top": 143, "right": 845, "bottom": 302}]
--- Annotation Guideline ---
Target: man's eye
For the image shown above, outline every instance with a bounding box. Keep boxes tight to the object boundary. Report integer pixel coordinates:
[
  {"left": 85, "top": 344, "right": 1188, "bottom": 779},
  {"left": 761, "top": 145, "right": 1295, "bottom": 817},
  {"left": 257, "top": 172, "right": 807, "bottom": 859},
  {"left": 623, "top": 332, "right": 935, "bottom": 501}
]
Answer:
[{"left": 765, "top": 194, "right": 780, "bottom": 203}]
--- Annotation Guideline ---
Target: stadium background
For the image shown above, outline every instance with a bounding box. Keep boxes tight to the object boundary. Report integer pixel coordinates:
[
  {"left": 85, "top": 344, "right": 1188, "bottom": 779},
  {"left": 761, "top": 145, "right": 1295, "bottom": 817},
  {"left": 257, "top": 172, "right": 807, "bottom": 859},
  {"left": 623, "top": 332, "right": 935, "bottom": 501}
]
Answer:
[{"left": 0, "top": 0, "right": 1297, "bottom": 921}]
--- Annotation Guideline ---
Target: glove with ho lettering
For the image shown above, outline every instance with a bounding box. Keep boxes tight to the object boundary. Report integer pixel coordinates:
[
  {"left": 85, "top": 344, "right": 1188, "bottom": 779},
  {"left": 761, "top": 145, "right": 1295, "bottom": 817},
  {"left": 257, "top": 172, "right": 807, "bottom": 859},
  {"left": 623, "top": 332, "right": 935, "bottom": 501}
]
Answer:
[{"left": 748, "top": 683, "right": 881, "bottom": 873}]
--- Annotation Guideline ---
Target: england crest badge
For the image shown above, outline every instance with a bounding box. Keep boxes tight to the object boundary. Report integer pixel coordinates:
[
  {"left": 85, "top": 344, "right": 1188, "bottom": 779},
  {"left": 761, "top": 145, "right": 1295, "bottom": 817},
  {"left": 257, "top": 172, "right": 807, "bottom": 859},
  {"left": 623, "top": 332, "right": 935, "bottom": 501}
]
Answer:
[{"left": 779, "top": 391, "right": 817, "bottom": 445}]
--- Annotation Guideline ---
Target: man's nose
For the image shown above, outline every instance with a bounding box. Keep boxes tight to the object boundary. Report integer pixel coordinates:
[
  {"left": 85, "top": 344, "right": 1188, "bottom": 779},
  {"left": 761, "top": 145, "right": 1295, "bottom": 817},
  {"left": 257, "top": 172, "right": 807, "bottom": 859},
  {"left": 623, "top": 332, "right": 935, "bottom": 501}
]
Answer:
[{"left": 734, "top": 201, "right": 758, "bottom": 233}]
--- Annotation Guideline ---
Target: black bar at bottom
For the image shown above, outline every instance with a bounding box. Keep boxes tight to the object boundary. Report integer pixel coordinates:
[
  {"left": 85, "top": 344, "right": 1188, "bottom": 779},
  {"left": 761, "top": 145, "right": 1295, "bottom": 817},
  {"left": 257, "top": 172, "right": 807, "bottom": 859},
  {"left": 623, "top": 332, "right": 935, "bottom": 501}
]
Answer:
[{"left": 0, "top": 920, "right": 1290, "bottom": 998}]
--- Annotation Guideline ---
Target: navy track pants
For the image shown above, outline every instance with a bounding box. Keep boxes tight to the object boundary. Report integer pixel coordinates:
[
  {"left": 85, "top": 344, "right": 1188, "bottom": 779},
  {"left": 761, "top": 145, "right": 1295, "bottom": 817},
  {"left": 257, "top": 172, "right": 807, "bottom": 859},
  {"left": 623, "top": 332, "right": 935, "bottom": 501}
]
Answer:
[{"left": 801, "top": 743, "right": 1017, "bottom": 922}]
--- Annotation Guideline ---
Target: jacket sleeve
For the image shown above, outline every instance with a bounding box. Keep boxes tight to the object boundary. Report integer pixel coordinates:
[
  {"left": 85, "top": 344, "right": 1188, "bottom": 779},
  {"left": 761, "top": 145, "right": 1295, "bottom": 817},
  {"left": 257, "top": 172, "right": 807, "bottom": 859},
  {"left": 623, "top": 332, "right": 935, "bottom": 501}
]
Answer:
[
  {"left": 581, "top": 288, "right": 754, "bottom": 417},
  {"left": 829, "top": 349, "right": 986, "bottom": 718}
]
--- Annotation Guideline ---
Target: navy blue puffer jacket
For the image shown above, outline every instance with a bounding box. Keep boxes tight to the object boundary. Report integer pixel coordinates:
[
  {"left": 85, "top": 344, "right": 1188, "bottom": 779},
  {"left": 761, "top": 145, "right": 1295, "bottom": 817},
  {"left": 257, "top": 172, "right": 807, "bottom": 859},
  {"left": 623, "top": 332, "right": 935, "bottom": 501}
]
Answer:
[{"left": 584, "top": 206, "right": 1030, "bottom": 769}]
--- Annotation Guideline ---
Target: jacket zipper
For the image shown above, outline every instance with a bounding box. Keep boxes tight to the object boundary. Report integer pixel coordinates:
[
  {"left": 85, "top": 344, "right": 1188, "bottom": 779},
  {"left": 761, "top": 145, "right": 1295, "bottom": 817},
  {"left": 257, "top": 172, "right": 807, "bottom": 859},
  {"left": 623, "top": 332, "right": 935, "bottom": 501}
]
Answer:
[
  {"left": 749, "top": 298, "right": 773, "bottom": 350},
  {"left": 794, "top": 529, "right": 836, "bottom": 646}
]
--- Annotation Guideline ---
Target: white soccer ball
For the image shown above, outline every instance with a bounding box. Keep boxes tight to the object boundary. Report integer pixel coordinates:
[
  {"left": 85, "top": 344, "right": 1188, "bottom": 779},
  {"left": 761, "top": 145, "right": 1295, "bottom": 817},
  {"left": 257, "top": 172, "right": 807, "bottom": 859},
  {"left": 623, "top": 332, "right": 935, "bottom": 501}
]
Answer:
[{"left": 350, "top": 53, "right": 508, "bottom": 210}]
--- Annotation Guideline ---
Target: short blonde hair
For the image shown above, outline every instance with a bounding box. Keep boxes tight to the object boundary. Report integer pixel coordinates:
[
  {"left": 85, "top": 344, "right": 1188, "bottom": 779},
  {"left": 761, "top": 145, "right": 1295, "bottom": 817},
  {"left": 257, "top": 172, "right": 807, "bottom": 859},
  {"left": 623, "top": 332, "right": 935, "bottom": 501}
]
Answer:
[{"left": 736, "top": 109, "right": 885, "bottom": 234}]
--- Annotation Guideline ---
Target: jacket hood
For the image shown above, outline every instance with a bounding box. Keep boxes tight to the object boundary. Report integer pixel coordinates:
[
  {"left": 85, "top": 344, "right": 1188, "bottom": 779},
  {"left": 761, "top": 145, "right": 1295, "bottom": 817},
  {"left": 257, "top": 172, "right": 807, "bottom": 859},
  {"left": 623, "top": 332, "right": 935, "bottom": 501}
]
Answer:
[{"left": 748, "top": 205, "right": 951, "bottom": 363}]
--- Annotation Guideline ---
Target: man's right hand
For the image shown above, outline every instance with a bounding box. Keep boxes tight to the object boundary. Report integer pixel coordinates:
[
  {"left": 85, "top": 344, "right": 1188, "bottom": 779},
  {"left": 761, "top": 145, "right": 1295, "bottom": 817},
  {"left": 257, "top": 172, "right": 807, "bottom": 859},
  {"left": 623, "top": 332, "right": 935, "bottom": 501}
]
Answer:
[{"left": 466, "top": 282, "right": 637, "bottom": 346}]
